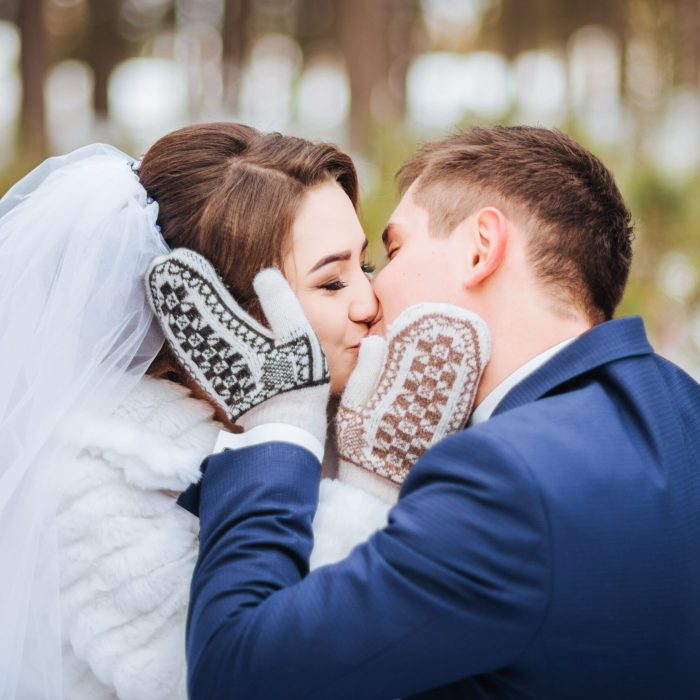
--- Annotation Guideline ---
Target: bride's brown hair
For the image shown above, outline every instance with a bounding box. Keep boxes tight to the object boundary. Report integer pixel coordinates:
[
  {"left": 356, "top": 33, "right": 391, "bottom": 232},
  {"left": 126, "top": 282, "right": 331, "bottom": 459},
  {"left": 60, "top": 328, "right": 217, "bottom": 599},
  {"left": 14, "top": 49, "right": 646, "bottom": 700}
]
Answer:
[{"left": 139, "top": 122, "right": 358, "bottom": 382}]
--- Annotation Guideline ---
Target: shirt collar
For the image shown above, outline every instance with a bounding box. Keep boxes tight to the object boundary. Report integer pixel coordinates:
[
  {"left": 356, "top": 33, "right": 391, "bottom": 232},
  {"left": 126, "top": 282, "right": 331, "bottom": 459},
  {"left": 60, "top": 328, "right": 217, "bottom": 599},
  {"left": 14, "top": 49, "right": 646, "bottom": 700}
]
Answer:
[{"left": 469, "top": 336, "right": 578, "bottom": 426}]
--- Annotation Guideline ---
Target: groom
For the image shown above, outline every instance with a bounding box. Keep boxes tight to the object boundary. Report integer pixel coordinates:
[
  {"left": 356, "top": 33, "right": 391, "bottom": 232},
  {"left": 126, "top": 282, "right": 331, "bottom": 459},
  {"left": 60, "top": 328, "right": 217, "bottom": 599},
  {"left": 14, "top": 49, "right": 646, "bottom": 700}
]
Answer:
[{"left": 160, "top": 127, "right": 700, "bottom": 699}]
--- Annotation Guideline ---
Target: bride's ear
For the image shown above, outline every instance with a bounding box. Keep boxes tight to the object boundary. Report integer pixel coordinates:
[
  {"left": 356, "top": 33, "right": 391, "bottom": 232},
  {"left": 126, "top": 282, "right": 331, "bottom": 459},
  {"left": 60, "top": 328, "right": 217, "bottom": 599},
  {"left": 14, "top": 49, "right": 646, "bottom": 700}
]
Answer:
[{"left": 460, "top": 207, "right": 508, "bottom": 289}]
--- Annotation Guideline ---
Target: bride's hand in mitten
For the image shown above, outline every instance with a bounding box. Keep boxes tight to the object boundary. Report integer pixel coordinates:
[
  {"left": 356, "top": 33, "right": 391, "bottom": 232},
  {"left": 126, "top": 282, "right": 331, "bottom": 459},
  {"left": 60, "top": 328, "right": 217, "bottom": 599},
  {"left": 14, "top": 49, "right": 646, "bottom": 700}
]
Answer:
[
  {"left": 146, "top": 248, "right": 330, "bottom": 446},
  {"left": 335, "top": 303, "right": 490, "bottom": 502}
]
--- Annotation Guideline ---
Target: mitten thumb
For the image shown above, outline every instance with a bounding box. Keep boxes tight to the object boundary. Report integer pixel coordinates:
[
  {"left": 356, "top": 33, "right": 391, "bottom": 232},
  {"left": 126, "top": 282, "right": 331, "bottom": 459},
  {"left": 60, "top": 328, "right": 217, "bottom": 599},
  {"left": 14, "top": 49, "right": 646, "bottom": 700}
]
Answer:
[
  {"left": 253, "top": 268, "right": 311, "bottom": 341},
  {"left": 340, "top": 335, "right": 387, "bottom": 409}
]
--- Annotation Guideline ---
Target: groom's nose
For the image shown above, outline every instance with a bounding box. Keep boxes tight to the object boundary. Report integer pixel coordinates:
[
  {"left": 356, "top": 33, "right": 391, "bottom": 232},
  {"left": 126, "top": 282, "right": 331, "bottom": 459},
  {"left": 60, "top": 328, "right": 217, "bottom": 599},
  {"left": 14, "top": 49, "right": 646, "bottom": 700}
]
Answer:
[
  {"left": 368, "top": 309, "right": 384, "bottom": 336},
  {"left": 367, "top": 265, "right": 393, "bottom": 336},
  {"left": 367, "top": 281, "right": 384, "bottom": 335}
]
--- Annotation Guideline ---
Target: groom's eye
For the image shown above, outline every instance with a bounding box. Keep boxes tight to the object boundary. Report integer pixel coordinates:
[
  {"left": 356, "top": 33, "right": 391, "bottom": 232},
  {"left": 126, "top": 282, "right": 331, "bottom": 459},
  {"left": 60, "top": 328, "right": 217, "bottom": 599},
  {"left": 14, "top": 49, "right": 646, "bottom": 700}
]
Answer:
[
  {"left": 361, "top": 262, "right": 376, "bottom": 275},
  {"left": 387, "top": 246, "right": 399, "bottom": 260}
]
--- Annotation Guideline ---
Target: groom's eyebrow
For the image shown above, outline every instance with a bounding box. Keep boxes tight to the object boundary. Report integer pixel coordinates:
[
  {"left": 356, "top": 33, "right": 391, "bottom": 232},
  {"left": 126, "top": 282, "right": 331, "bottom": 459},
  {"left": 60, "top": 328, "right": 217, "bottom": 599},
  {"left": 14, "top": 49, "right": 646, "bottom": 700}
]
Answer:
[{"left": 308, "top": 239, "right": 369, "bottom": 274}]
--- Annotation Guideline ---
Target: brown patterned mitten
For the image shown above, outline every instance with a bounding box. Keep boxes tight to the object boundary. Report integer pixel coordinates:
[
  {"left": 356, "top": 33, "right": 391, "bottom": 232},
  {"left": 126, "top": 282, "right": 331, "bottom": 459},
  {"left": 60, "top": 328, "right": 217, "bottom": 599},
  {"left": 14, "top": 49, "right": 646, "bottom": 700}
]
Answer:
[{"left": 335, "top": 303, "right": 490, "bottom": 503}]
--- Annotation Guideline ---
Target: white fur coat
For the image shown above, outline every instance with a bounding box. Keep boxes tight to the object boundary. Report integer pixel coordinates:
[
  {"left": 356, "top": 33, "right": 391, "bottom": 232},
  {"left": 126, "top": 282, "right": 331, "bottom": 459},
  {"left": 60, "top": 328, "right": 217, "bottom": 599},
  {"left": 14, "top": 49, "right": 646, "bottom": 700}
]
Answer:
[{"left": 57, "top": 377, "right": 391, "bottom": 700}]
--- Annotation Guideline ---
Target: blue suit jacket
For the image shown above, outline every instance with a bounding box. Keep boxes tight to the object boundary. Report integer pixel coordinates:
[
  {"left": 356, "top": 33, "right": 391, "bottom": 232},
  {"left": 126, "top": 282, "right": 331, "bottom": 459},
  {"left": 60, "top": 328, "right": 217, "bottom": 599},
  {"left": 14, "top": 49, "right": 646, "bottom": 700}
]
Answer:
[{"left": 184, "top": 317, "right": 700, "bottom": 699}]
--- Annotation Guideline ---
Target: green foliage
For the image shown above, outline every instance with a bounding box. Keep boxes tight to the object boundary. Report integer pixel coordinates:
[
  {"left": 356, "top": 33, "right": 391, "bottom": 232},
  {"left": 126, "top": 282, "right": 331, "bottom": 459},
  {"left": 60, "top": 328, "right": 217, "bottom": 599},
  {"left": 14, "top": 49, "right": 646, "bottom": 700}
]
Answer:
[{"left": 358, "top": 123, "right": 421, "bottom": 268}]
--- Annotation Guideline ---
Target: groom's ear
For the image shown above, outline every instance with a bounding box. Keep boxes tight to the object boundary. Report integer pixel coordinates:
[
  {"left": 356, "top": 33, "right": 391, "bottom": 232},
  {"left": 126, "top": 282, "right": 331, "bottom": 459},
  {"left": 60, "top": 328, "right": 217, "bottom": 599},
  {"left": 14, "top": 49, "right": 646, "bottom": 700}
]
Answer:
[{"left": 460, "top": 207, "right": 508, "bottom": 289}]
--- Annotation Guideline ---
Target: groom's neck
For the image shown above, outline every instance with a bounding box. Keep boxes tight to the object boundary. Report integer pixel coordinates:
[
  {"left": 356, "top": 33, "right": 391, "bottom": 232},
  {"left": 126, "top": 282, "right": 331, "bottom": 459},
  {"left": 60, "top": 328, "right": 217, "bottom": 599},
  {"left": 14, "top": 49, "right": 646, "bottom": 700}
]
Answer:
[{"left": 474, "top": 304, "right": 592, "bottom": 408}]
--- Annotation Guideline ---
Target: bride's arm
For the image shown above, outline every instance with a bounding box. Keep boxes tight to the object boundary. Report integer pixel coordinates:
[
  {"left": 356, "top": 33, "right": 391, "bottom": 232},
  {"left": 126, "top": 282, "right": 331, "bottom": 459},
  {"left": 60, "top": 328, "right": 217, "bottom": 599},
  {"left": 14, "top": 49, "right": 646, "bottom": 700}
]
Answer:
[
  {"left": 57, "top": 385, "right": 218, "bottom": 700},
  {"left": 311, "top": 478, "right": 390, "bottom": 569},
  {"left": 58, "top": 451, "right": 196, "bottom": 700}
]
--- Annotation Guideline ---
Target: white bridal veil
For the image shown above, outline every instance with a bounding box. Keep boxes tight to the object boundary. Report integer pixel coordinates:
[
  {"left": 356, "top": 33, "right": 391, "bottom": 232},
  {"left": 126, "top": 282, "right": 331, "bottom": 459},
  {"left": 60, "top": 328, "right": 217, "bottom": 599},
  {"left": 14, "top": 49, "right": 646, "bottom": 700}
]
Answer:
[{"left": 0, "top": 144, "right": 168, "bottom": 699}]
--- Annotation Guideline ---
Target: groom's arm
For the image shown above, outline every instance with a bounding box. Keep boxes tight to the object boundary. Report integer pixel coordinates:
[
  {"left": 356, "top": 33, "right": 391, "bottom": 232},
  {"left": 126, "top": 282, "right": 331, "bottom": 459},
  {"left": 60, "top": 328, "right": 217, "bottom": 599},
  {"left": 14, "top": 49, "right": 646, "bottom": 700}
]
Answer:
[{"left": 186, "top": 431, "right": 549, "bottom": 700}]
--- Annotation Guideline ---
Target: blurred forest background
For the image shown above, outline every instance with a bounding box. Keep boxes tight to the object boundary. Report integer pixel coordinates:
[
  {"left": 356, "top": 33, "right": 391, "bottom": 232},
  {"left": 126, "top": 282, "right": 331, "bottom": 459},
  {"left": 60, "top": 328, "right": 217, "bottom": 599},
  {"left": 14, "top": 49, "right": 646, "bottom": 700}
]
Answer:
[{"left": 1, "top": 0, "right": 699, "bottom": 375}]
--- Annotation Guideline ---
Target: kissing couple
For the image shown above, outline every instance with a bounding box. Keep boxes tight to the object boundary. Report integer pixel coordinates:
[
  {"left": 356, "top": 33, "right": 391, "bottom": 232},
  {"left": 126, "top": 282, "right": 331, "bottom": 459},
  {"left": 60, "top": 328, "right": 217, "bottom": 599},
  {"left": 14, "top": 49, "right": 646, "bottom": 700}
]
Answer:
[{"left": 1, "top": 122, "right": 698, "bottom": 700}]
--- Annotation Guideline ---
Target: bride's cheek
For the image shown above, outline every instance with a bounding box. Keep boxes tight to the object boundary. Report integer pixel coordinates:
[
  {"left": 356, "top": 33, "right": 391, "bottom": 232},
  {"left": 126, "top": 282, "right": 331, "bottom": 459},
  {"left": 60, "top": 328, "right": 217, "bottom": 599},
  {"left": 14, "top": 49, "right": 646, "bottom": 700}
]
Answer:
[
  {"left": 296, "top": 292, "right": 321, "bottom": 331},
  {"left": 304, "top": 306, "right": 333, "bottom": 354}
]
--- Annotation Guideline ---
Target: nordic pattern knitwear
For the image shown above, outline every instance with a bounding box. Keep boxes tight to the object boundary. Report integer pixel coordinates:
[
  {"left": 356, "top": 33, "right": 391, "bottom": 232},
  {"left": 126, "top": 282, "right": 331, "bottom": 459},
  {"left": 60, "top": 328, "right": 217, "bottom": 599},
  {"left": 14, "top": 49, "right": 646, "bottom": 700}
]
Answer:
[
  {"left": 336, "top": 303, "right": 490, "bottom": 487},
  {"left": 146, "top": 249, "right": 329, "bottom": 424}
]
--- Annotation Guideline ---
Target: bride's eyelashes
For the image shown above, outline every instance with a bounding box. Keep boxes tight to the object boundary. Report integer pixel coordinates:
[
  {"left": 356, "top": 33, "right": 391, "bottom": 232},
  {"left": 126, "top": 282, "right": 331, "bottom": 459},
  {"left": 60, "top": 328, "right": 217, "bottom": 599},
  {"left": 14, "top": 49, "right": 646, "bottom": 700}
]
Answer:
[
  {"left": 317, "top": 261, "right": 376, "bottom": 292},
  {"left": 318, "top": 278, "right": 347, "bottom": 291}
]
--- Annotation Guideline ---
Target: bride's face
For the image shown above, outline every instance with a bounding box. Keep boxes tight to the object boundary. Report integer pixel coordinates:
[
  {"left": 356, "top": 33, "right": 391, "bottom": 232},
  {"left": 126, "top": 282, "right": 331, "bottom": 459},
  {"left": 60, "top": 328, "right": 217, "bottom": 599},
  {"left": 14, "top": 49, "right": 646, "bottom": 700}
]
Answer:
[{"left": 284, "top": 180, "right": 378, "bottom": 394}]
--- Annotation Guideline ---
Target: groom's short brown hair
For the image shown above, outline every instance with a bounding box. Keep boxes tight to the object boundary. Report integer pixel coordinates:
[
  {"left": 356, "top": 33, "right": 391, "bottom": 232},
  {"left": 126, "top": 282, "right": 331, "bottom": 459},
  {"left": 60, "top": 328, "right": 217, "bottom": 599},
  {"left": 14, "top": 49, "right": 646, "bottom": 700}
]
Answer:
[{"left": 397, "top": 126, "right": 634, "bottom": 323}]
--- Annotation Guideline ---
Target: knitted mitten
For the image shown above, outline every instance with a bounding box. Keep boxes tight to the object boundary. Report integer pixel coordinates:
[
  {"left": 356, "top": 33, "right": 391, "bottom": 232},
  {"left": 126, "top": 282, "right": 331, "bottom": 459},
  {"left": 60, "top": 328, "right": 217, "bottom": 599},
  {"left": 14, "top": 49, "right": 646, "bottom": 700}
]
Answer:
[
  {"left": 146, "top": 248, "right": 330, "bottom": 445},
  {"left": 335, "top": 303, "right": 490, "bottom": 503}
]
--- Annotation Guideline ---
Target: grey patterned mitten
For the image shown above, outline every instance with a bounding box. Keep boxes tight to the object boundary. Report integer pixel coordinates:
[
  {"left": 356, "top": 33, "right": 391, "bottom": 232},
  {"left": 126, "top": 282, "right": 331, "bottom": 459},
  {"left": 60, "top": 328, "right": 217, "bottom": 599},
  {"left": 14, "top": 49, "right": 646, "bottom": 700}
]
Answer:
[
  {"left": 146, "top": 248, "right": 330, "bottom": 445},
  {"left": 335, "top": 303, "right": 490, "bottom": 503}
]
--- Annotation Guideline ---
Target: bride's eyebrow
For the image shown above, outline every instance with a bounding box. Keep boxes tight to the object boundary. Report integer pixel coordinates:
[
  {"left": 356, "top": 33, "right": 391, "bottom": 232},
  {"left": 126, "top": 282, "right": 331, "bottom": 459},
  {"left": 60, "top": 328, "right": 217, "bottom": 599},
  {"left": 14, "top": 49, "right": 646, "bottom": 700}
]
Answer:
[{"left": 307, "top": 239, "right": 369, "bottom": 275}]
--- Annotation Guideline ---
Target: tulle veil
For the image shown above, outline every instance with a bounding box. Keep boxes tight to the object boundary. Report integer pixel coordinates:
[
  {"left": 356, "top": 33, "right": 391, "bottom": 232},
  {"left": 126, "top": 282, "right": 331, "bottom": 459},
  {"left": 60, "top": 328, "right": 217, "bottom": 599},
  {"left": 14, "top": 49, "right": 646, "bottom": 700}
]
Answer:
[{"left": 0, "top": 144, "right": 168, "bottom": 699}]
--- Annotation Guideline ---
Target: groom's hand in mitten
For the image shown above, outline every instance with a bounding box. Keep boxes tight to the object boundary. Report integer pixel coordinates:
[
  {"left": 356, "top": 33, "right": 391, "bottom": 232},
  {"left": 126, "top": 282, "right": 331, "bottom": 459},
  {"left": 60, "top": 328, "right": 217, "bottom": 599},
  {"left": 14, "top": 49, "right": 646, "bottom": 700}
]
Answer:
[
  {"left": 336, "top": 303, "right": 490, "bottom": 501},
  {"left": 146, "top": 248, "right": 330, "bottom": 447}
]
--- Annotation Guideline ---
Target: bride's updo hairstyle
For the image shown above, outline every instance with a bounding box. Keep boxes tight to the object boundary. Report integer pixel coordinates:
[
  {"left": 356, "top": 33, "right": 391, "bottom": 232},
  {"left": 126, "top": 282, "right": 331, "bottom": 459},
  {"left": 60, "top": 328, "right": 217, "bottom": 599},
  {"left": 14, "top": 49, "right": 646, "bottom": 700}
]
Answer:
[{"left": 138, "top": 122, "right": 358, "bottom": 381}]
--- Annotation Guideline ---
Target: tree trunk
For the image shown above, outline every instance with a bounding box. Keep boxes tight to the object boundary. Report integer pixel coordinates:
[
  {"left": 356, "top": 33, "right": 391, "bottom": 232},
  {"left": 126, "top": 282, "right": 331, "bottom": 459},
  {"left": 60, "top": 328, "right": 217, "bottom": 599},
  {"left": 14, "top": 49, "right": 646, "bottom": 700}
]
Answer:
[
  {"left": 19, "top": 0, "right": 48, "bottom": 161},
  {"left": 222, "top": 0, "right": 249, "bottom": 114},
  {"left": 677, "top": 0, "right": 700, "bottom": 86},
  {"left": 87, "top": 0, "right": 124, "bottom": 120},
  {"left": 383, "top": 0, "right": 418, "bottom": 123},
  {"left": 336, "top": 0, "right": 392, "bottom": 154}
]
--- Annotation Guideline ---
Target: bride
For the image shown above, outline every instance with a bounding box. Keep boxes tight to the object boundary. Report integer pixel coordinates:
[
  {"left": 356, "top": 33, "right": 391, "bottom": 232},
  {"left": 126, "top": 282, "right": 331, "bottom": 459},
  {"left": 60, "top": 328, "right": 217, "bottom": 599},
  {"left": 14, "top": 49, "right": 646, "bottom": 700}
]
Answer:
[{"left": 0, "top": 122, "right": 489, "bottom": 699}]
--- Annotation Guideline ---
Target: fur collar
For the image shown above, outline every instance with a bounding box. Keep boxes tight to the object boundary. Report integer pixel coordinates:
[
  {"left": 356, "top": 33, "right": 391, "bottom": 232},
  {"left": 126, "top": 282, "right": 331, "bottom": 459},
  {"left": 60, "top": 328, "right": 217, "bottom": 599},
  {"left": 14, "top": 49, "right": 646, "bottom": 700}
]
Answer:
[{"left": 77, "top": 376, "right": 220, "bottom": 491}]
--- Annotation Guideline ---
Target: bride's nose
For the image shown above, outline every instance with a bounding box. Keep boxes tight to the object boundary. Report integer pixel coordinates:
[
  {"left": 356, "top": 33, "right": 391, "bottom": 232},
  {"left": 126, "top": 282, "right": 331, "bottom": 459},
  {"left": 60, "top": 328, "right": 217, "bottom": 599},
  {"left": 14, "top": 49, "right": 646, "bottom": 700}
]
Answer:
[{"left": 349, "top": 274, "right": 379, "bottom": 324}]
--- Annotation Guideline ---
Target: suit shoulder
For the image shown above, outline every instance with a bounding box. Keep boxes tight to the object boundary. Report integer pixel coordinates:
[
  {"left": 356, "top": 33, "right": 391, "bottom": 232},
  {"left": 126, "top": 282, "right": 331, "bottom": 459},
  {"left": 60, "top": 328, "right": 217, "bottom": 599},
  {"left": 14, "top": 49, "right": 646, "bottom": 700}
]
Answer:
[{"left": 651, "top": 353, "right": 700, "bottom": 397}]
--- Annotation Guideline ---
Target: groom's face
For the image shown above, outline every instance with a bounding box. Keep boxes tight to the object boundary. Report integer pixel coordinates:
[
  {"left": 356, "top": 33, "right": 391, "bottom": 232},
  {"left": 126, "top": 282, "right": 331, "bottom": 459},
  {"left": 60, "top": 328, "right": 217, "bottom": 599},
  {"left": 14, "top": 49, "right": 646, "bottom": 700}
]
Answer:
[{"left": 371, "top": 186, "right": 468, "bottom": 335}]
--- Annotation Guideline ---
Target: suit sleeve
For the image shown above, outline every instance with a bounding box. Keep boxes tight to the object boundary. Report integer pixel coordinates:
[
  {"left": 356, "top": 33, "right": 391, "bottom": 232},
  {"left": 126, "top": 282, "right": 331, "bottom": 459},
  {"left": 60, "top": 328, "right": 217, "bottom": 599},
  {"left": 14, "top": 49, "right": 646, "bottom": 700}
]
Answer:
[{"left": 186, "top": 431, "right": 550, "bottom": 700}]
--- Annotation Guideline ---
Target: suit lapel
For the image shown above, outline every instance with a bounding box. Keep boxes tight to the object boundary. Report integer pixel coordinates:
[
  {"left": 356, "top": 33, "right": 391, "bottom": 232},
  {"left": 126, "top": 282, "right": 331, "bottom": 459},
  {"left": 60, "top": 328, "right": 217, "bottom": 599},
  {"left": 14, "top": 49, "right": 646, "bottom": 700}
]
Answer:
[{"left": 492, "top": 317, "right": 653, "bottom": 418}]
